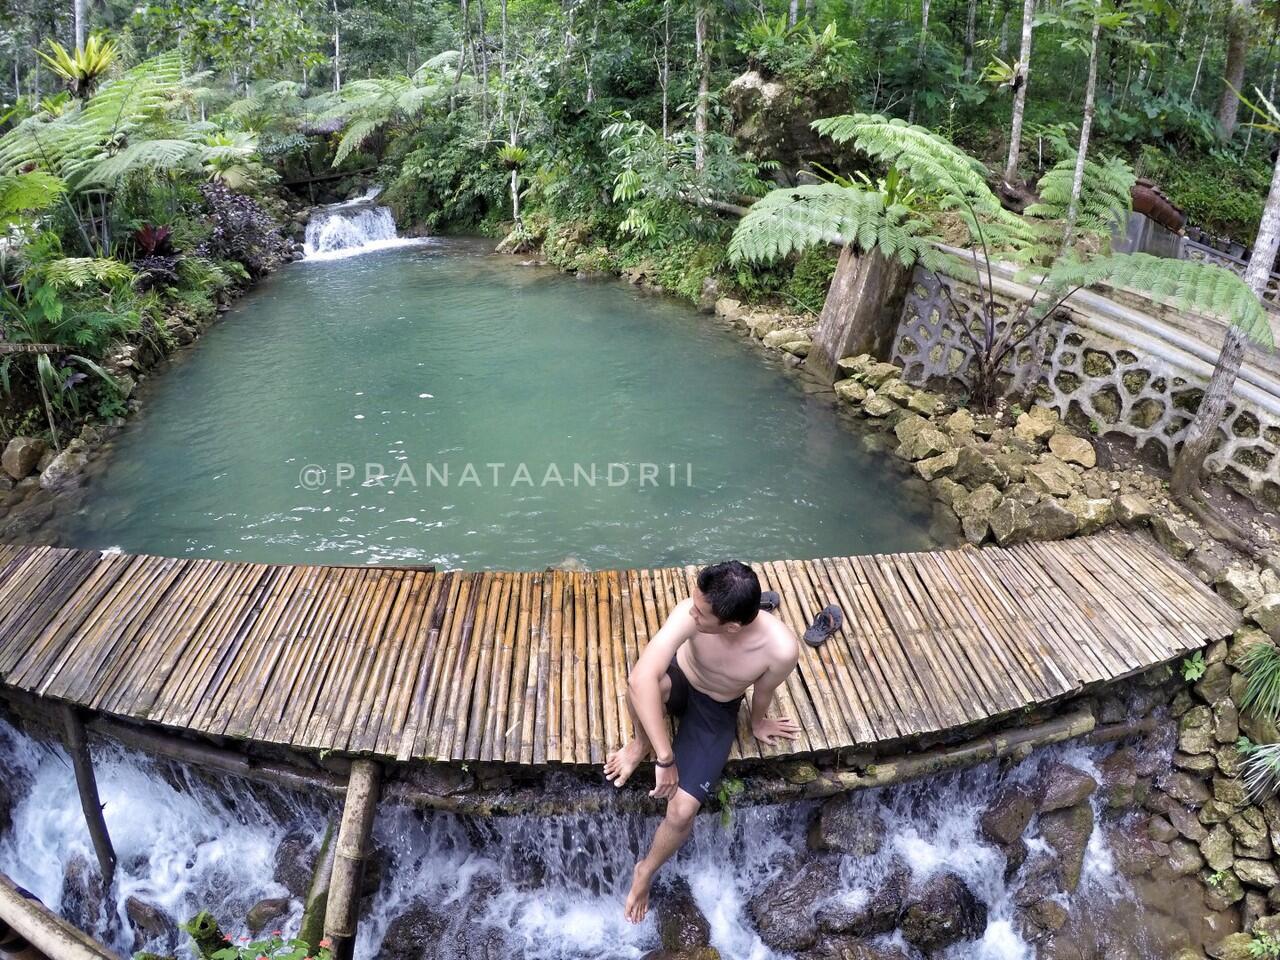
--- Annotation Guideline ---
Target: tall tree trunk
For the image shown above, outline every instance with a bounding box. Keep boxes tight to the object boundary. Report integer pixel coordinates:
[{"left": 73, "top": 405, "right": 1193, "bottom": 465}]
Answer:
[
  {"left": 1217, "top": 0, "right": 1252, "bottom": 139},
  {"left": 788, "top": 0, "right": 799, "bottom": 26},
  {"left": 659, "top": 0, "right": 671, "bottom": 140},
  {"left": 73, "top": 0, "right": 86, "bottom": 51},
  {"left": 332, "top": 0, "right": 342, "bottom": 91},
  {"left": 1063, "top": 0, "right": 1101, "bottom": 248},
  {"left": 963, "top": 0, "right": 978, "bottom": 81},
  {"left": 909, "top": 0, "right": 931, "bottom": 122},
  {"left": 694, "top": 3, "right": 709, "bottom": 172},
  {"left": 1003, "top": 0, "right": 1035, "bottom": 183},
  {"left": 1190, "top": 9, "right": 1213, "bottom": 100},
  {"left": 1171, "top": 149, "right": 1280, "bottom": 497}
]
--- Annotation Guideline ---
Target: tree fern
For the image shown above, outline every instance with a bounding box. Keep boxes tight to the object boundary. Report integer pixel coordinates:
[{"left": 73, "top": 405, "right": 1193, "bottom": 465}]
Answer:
[
  {"left": 1026, "top": 154, "right": 1135, "bottom": 236},
  {"left": 0, "top": 171, "right": 65, "bottom": 226},
  {"left": 1045, "top": 252, "right": 1275, "bottom": 349},
  {"left": 729, "top": 182, "right": 944, "bottom": 269}
]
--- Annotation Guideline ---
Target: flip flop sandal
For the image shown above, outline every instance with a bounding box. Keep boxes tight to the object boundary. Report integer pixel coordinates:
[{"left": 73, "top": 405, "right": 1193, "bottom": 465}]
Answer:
[
  {"left": 803, "top": 604, "right": 844, "bottom": 647},
  {"left": 759, "top": 590, "right": 782, "bottom": 612}
]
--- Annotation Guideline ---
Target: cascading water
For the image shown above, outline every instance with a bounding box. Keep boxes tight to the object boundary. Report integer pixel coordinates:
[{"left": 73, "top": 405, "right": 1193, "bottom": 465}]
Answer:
[
  {"left": 302, "top": 188, "right": 428, "bottom": 259},
  {"left": 0, "top": 717, "right": 1194, "bottom": 960}
]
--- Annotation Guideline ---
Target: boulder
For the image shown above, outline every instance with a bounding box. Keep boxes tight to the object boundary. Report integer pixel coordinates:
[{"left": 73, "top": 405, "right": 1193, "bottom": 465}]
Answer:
[
  {"left": 894, "top": 415, "right": 931, "bottom": 444},
  {"left": 1146, "top": 815, "right": 1178, "bottom": 843},
  {"left": 880, "top": 381, "right": 916, "bottom": 405},
  {"left": 246, "top": 897, "right": 290, "bottom": 935},
  {"left": 907, "top": 392, "right": 941, "bottom": 416},
  {"left": 915, "top": 450, "right": 959, "bottom": 482},
  {"left": 126, "top": 896, "right": 178, "bottom": 951},
  {"left": 1114, "top": 494, "right": 1154, "bottom": 527},
  {"left": 989, "top": 499, "right": 1032, "bottom": 546},
  {"left": 1105, "top": 820, "right": 1160, "bottom": 877},
  {"left": 763, "top": 327, "right": 806, "bottom": 349},
  {"left": 1237, "top": 859, "right": 1280, "bottom": 890},
  {"left": 1, "top": 437, "right": 45, "bottom": 481},
  {"left": 950, "top": 446, "right": 1009, "bottom": 489},
  {"left": 961, "top": 516, "right": 990, "bottom": 545},
  {"left": 1246, "top": 595, "right": 1280, "bottom": 641},
  {"left": 1151, "top": 516, "right": 1199, "bottom": 560},
  {"left": 980, "top": 785, "right": 1036, "bottom": 846},
  {"left": 902, "top": 428, "right": 951, "bottom": 462},
  {"left": 953, "top": 483, "right": 1002, "bottom": 521},
  {"left": 273, "top": 829, "right": 317, "bottom": 898},
  {"left": 1037, "top": 763, "right": 1098, "bottom": 812},
  {"left": 1018, "top": 898, "right": 1069, "bottom": 941},
  {"left": 1039, "top": 802, "right": 1094, "bottom": 891},
  {"left": 808, "top": 796, "right": 884, "bottom": 856},
  {"left": 656, "top": 877, "right": 712, "bottom": 951},
  {"left": 1160, "top": 770, "right": 1212, "bottom": 806},
  {"left": 834, "top": 379, "right": 869, "bottom": 404},
  {"left": 378, "top": 897, "right": 505, "bottom": 960},
  {"left": 898, "top": 873, "right": 987, "bottom": 954},
  {"left": 59, "top": 854, "right": 107, "bottom": 931},
  {"left": 1229, "top": 807, "right": 1272, "bottom": 860},
  {"left": 1201, "top": 823, "right": 1236, "bottom": 872},
  {"left": 943, "top": 409, "right": 975, "bottom": 435},
  {"left": 1025, "top": 457, "right": 1078, "bottom": 498},
  {"left": 1048, "top": 433, "right": 1097, "bottom": 468},
  {"left": 1227, "top": 627, "right": 1274, "bottom": 669},
  {"left": 1195, "top": 661, "right": 1233, "bottom": 705},
  {"left": 783, "top": 340, "right": 811, "bottom": 358},
  {"left": 815, "top": 863, "right": 908, "bottom": 937},
  {"left": 1218, "top": 567, "right": 1267, "bottom": 610},
  {"left": 749, "top": 857, "right": 842, "bottom": 953},
  {"left": 1062, "top": 493, "right": 1114, "bottom": 535},
  {"left": 1209, "top": 933, "right": 1258, "bottom": 960},
  {"left": 862, "top": 363, "right": 902, "bottom": 388},
  {"left": 1163, "top": 837, "right": 1205, "bottom": 877},
  {"left": 1178, "top": 705, "right": 1214, "bottom": 755},
  {"left": 836, "top": 355, "right": 872, "bottom": 379},
  {"left": 1026, "top": 498, "right": 1080, "bottom": 540},
  {"left": 862, "top": 395, "right": 897, "bottom": 418},
  {"left": 1014, "top": 409, "right": 1058, "bottom": 443},
  {"left": 39, "top": 447, "right": 89, "bottom": 491}
]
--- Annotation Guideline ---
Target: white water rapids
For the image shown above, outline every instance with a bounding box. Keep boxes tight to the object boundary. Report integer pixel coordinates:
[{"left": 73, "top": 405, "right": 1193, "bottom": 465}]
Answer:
[
  {"left": 0, "top": 717, "right": 1177, "bottom": 960},
  {"left": 302, "top": 189, "right": 430, "bottom": 260}
]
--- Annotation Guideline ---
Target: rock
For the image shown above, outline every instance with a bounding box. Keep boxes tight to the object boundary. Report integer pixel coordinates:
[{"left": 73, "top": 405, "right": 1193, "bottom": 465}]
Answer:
[
  {"left": 763, "top": 327, "right": 806, "bottom": 349},
  {"left": 1, "top": 437, "right": 45, "bottom": 481},
  {"left": 1206, "top": 870, "right": 1247, "bottom": 910},
  {"left": 1163, "top": 837, "right": 1205, "bottom": 877},
  {"left": 953, "top": 483, "right": 1002, "bottom": 520},
  {"left": 1179, "top": 706, "right": 1214, "bottom": 754},
  {"left": 1227, "top": 627, "right": 1274, "bottom": 669},
  {"left": 246, "top": 897, "right": 290, "bottom": 935},
  {"left": 1148, "top": 815, "right": 1178, "bottom": 842},
  {"left": 1026, "top": 498, "right": 1080, "bottom": 540},
  {"left": 1014, "top": 408, "right": 1058, "bottom": 442},
  {"left": 1048, "top": 433, "right": 1097, "bottom": 468},
  {"left": 906, "top": 391, "right": 941, "bottom": 416},
  {"left": 656, "top": 876, "right": 712, "bottom": 951},
  {"left": 944, "top": 410, "right": 975, "bottom": 435},
  {"left": 1201, "top": 823, "right": 1235, "bottom": 872},
  {"left": 1106, "top": 820, "right": 1160, "bottom": 876},
  {"left": 749, "top": 857, "right": 842, "bottom": 953},
  {"left": 39, "top": 448, "right": 89, "bottom": 491},
  {"left": 1173, "top": 751, "right": 1217, "bottom": 774},
  {"left": 1230, "top": 807, "right": 1272, "bottom": 860},
  {"left": 783, "top": 340, "right": 811, "bottom": 358},
  {"left": 899, "top": 873, "right": 987, "bottom": 954},
  {"left": 980, "top": 785, "right": 1036, "bottom": 846},
  {"left": 836, "top": 355, "right": 871, "bottom": 379},
  {"left": 1152, "top": 516, "right": 1199, "bottom": 560},
  {"left": 1216, "top": 776, "right": 1249, "bottom": 809},
  {"left": 950, "top": 446, "right": 1009, "bottom": 489},
  {"left": 126, "top": 896, "right": 178, "bottom": 950},
  {"left": 1195, "top": 661, "right": 1233, "bottom": 705},
  {"left": 880, "top": 380, "right": 916, "bottom": 405},
  {"left": 1062, "top": 493, "right": 1114, "bottom": 535},
  {"left": 1244, "top": 892, "right": 1269, "bottom": 932},
  {"left": 1025, "top": 457, "right": 1078, "bottom": 498},
  {"left": 59, "top": 853, "right": 107, "bottom": 931},
  {"left": 989, "top": 499, "right": 1032, "bottom": 546},
  {"left": 1218, "top": 567, "right": 1267, "bottom": 610},
  {"left": 894, "top": 415, "right": 931, "bottom": 444},
  {"left": 378, "top": 896, "right": 505, "bottom": 960},
  {"left": 1114, "top": 494, "right": 1155, "bottom": 527},
  {"left": 378, "top": 901, "right": 447, "bottom": 960},
  {"left": 816, "top": 863, "right": 908, "bottom": 937},
  {"left": 1209, "top": 932, "right": 1257, "bottom": 960},
  {"left": 834, "top": 379, "right": 869, "bottom": 404},
  {"left": 1164, "top": 802, "right": 1208, "bottom": 841},
  {"left": 1246, "top": 595, "right": 1280, "bottom": 641},
  {"left": 902, "top": 428, "right": 952, "bottom": 462},
  {"left": 1038, "top": 763, "right": 1099, "bottom": 812},
  {"left": 809, "top": 796, "right": 884, "bottom": 856},
  {"left": 862, "top": 395, "right": 897, "bottom": 418},
  {"left": 915, "top": 450, "right": 959, "bottom": 482},
  {"left": 1039, "top": 802, "right": 1094, "bottom": 891},
  {"left": 1019, "top": 898, "right": 1069, "bottom": 941},
  {"left": 961, "top": 516, "right": 990, "bottom": 545},
  {"left": 1215, "top": 702, "right": 1241, "bottom": 744},
  {"left": 861, "top": 363, "right": 902, "bottom": 388},
  {"left": 745, "top": 314, "right": 781, "bottom": 339},
  {"left": 1237, "top": 859, "right": 1280, "bottom": 889},
  {"left": 273, "top": 829, "right": 317, "bottom": 898}
]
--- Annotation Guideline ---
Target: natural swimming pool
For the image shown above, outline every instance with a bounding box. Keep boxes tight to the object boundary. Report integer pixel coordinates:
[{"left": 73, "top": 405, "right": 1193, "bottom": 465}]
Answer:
[{"left": 40, "top": 238, "right": 945, "bottom": 568}]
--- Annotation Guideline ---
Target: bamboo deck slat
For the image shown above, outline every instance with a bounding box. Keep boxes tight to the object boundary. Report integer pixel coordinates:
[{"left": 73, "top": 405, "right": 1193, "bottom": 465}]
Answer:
[{"left": 0, "top": 533, "right": 1240, "bottom": 765}]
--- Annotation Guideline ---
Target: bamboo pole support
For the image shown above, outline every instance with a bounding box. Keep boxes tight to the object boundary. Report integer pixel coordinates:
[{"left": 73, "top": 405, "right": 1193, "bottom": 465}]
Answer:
[
  {"left": 0, "top": 873, "right": 120, "bottom": 960},
  {"left": 60, "top": 706, "right": 116, "bottom": 892},
  {"left": 323, "top": 760, "right": 381, "bottom": 960},
  {"left": 299, "top": 820, "right": 338, "bottom": 952}
]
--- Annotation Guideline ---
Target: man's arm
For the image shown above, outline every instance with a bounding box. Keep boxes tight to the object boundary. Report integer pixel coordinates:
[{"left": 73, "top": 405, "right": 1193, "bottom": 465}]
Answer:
[
  {"left": 748, "top": 641, "right": 801, "bottom": 745},
  {"left": 628, "top": 597, "right": 695, "bottom": 797}
]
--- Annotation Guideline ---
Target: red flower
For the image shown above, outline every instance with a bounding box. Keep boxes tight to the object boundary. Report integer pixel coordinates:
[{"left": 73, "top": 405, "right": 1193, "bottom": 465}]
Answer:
[
  {"left": 272, "top": 930, "right": 282, "bottom": 936},
  {"left": 319, "top": 938, "right": 332, "bottom": 948},
  {"left": 223, "top": 935, "right": 232, "bottom": 943}
]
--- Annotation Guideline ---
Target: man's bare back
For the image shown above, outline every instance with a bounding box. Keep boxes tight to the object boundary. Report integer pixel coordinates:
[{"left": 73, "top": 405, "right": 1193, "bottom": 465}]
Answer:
[{"left": 674, "top": 605, "right": 797, "bottom": 703}]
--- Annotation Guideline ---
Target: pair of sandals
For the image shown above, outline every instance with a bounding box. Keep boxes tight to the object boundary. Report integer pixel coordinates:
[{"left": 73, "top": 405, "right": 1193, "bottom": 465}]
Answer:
[{"left": 759, "top": 591, "right": 844, "bottom": 648}]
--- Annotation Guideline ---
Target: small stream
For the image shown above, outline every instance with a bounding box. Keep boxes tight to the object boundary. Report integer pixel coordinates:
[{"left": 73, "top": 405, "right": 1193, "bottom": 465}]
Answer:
[{"left": 0, "top": 716, "right": 1197, "bottom": 960}]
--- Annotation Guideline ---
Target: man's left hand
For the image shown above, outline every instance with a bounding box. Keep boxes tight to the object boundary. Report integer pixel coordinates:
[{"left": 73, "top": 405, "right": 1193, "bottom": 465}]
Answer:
[{"left": 752, "top": 716, "right": 801, "bottom": 745}]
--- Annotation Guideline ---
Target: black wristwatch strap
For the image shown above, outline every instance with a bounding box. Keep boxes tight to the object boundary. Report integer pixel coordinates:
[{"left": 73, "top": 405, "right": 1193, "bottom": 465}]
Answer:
[{"left": 655, "top": 756, "right": 676, "bottom": 768}]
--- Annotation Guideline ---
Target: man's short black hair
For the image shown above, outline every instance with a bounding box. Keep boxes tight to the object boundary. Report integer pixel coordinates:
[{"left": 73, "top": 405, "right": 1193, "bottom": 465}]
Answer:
[{"left": 696, "top": 560, "right": 761, "bottom": 625}]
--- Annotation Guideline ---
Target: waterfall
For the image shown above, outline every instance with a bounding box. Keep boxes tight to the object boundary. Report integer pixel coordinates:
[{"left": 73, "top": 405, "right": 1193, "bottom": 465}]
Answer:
[
  {"left": 302, "top": 189, "right": 428, "bottom": 260},
  {"left": 0, "top": 718, "right": 1175, "bottom": 960}
]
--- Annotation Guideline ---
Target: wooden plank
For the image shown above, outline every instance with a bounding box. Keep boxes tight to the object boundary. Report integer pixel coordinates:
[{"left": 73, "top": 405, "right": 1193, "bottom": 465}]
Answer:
[
  {"left": 394, "top": 571, "right": 460, "bottom": 760},
  {"left": 448, "top": 571, "right": 503, "bottom": 760},
  {"left": 464, "top": 571, "right": 512, "bottom": 760},
  {"left": 573, "top": 571, "right": 593, "bottom": 765}
]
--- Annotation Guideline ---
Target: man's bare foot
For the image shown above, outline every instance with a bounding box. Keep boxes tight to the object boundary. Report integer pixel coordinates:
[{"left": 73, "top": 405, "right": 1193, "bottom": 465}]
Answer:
[
  {"left": 604, "top": 738, "right": 648, "bottom": 788},
  {"left": 624, "top": 862, "right": 654, "bottom": 923}
]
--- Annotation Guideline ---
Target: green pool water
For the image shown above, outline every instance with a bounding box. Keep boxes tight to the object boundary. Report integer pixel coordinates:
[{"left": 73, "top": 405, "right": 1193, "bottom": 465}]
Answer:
[{"left": 43, "top": 238, "right": 945, "bottom": 568}]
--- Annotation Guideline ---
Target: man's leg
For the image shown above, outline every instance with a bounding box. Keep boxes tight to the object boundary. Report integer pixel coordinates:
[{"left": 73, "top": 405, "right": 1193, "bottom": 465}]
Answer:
[
  {"left": 624, "top": 788, "right": 700, "bottom": 923},
  {"left": 604, "top": 672, "right": 671, "bottom": 788}
]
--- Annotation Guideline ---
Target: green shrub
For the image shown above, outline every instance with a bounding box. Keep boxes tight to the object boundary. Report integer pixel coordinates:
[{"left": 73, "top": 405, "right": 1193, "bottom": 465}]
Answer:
[{"left": 1139, "top": 146, "right": 1270, "bottom": 243}]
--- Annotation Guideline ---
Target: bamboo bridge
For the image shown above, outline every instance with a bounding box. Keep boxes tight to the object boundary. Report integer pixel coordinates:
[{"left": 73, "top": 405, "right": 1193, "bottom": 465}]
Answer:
[
  {"left": 0, "top": 532, "right": 1239, "bottom": 766},
  {"left": 0, "top": 531, "right": 1242, "bottom": 960}
]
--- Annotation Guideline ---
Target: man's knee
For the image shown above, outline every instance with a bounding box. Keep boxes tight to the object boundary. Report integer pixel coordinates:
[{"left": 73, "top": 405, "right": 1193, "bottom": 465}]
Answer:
[{"left": 665, "top": 790, "right": 700, "bottom": 829}]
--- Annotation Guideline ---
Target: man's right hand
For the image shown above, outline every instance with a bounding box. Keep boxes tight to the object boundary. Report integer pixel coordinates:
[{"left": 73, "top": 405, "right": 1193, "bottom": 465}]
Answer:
[{"left": 650, "top": 758, "right": 679, "bottom": 799}]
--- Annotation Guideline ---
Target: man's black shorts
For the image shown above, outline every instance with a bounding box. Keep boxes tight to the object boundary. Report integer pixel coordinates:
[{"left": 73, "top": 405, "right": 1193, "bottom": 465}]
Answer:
[{"left": 666, "top": 656, "right": 744, "bottom": 805}]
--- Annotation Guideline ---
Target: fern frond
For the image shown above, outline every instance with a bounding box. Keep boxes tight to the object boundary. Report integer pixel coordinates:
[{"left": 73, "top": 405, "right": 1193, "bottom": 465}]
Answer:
[
  {"left": 333, "top": 118, "right": 381, "bottom": 165},
  {"left": 1046, "top": 252, "right": 1275, "bottom": 349},
  {"left": 1026, "top": 154, "right": 1135, "bottom": 235},
  {"left": 37, "top": 257, "right": 135, "bottom": 290},
  {"left": 80, "top": 137, "right": 205, "bottom": 184},
  {"left": 728, "top": 182, "right": 944, "bottom": 270},
  {"left": 0, "top": 171, "right": 66, "bottom": 222}
]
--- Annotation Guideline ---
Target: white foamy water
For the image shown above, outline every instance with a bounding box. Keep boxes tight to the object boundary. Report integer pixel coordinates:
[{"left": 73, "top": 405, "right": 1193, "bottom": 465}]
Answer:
[
  {"left": 0, "top": 719, "right": 1164, "bottom": 960},
  {"left": 302, "top": 192, "right": 432, "bottom": 259}
]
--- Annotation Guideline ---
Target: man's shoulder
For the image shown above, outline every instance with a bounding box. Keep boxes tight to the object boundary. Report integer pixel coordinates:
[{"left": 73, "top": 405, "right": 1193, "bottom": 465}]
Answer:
[{"left": 759, "top": 612, "right": 800, "bottom": 666}]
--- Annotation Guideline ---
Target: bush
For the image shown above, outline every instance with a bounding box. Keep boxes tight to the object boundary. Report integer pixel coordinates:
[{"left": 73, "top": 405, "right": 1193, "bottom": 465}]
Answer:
[
  {"left": 196, "top": 183, "right": 289, "bottom": 278},
  {"left": 1139, "top": 145, "right": 1270, "bottom": 243}
]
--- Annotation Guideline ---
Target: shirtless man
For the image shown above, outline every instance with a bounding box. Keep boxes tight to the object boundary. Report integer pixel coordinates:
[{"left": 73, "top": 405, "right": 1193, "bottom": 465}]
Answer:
[{"left": 603, "top": 560, "right": 801, "bottom": 923}]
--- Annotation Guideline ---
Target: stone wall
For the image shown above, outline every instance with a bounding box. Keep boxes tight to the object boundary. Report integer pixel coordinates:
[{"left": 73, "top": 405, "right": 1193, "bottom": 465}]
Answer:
[{"left": 891, "top": 268, "right": 1280, "bottom": 509}]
